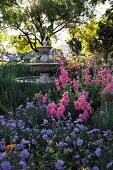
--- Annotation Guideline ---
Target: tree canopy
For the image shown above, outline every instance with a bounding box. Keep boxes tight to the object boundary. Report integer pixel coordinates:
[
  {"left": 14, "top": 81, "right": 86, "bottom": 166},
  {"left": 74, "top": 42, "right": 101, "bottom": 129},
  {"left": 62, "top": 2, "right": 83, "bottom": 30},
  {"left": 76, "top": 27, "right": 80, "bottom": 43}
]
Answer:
[{"left": 0, "top": 0, "right": 107, "bottom": 52}]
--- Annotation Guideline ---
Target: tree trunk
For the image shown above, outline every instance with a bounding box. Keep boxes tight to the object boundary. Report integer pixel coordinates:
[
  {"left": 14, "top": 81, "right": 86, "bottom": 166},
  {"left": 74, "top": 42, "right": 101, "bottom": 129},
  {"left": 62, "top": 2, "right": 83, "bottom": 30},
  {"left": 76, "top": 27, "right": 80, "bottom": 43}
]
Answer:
[{"left": 103, "top": 52, "right": 108, "bottom": 64}]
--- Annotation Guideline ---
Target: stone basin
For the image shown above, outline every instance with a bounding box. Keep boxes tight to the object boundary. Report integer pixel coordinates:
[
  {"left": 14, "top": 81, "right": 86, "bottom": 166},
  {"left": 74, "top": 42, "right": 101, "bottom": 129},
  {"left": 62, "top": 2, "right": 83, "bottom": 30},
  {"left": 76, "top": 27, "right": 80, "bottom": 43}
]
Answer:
[
  {"left": 37, "top": 46, "right": 52, "bottom": 54},
  {"left": 29, "top": 62, "right": 60, "bottom": 73}
]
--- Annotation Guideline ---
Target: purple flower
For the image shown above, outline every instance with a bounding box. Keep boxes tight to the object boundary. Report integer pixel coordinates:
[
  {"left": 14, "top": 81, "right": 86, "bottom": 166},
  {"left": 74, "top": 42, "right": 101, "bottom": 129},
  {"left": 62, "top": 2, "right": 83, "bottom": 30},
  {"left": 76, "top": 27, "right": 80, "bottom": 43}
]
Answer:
[
  {"left": 11, "top": 123, "right": 16, "bottom": 128},
  {"left": 55, "top": 160, "right": 64, "bottom": 170},
  {"left": 42, "top": 134, "right": 48, "bottom": 141},
  {"left": 106, "top": 162, "right": 113, "bottom": 169},
  {"left": 21, "top": 139, "right": 30, "bottom": 145},
  {"left": 76, "top": 139, "right": 84, "bottom": 146},
  {"left": 47, "top": 129, "right": 52, "bottom": 136},
  {"left": 19, "top": 161, "right": 27, "bottom": 169},
  {"left": 34, "top": 128, "right": 39, "bottom": 133},
  {"left": 0, "top": 152, "right": 6, "bottom": 160},
  {"left": 26, "top": 128, "right": 31, "bottom": 132},
  {"left": 1, "top": 161, "right": 11, "bottom": 170},
  {"left": 74, "top": 154, "right": 80, "bottom": 159},
  {"left": 95, "top": 148, "right": 101, "bottom": 157},
  {"left": 65, "top": 136, "right": 70, "bottom": 142},
  {"left": 73, "top": 128, "right": 79, "bottom": 133},
  {"left": 31, "top": 139, "right": 37, "bottom": 145},
  {"left": 43, "top": 119, "right": 48, "bottom": 125},
  {"left": 20, "top": 149, "right": 29, "bottom": 159},
  {"left": 57, "top": 142, "right": 64, "bottom": 148},
  {"left": 13, "top": 135, "right": 19, "bottom": 143},
  {"left": 66, "top": 148, "right": 73, "bottom": 153},
  {"left": 76, "top": 123, "right": 86, "bottom": 131},
  {"left": 92, "top": 166, "right": 100, "bottom": 170}
]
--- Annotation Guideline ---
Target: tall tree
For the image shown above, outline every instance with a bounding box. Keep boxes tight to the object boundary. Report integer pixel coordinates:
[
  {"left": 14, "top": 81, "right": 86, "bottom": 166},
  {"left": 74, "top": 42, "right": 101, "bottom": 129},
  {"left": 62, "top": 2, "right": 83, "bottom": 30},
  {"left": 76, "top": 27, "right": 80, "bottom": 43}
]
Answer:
[
  {"left": 67, "top": 38, "right": 82, "bottom": 55},
  {"left": 0, "top": 0, "right": 107, "bottom": 52}
]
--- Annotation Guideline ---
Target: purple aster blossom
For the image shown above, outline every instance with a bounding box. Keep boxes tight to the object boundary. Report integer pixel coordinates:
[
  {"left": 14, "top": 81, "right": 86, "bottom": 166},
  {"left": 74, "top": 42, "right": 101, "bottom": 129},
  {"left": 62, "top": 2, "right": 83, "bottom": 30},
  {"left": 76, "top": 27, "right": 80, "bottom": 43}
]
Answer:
[
  {"left": 33, "top": 129, "right": 39, "bottom": 133},
  {"left": 26, "top": 128, "right": 31, "bottom": 133},
  {"left": 12, "top": 135, "right": 19, "bottom": 143},
  {"left": 20, "top": 149, "right": 29, "bottom": 159},
  {"left": 42, "top": 134, "right": 49, "bottom": 141},
  {"left": 65, "top": 136, "right": 70, "bottom": 142},
  {"left": 19, "top": 143, "right": 25, "bottom": 149},
  {"left": 66, "top": 148, "right": 73, "bottom": 153},
  {"left": 73, "top": 128, "right": 79, "bottom": 133},
  {"left": 76, "top": 124, "right": 86, "bottom": 131},
  {"left": 95, "top": 148, "right": 101, "bottom": 157},
  {"left": 21, "top": 139, "right": 30, "bottom": 145},
  {"left": 0, "top": 115, "right": 4, "bottom": 119},
  {"left": 76, "top": 139, "right": 84, "bottom": 146},
  {"left": 0, "top": 143, "right": 5, "bottom": 151},
  {"left": 43, "top": 119, "right": 48, "bottom": 125},
  {"left": 11, "top": 123, "right": 16, "bottom": 128},
  {"left": 93, "top": 139, "right": 103, "bottom": 146},
  {"left": 55, "top": 160, "right": 64, "bottom": 170},
  {"left": 19, "top": 161, "right": 27, "bottom": 169},
  {"left": 57, "top": 142, "right": 64, "bottom": 148},
  {"left": 106, "top": 162, "right": 113, "bottom": 169},
  {"left": 74, "top": 154, "right": 80, "bottom": 159},
  {"left": 0, "top": 152, "right": 6, "bottom": 160},
  {"left": 47, "top": 129, "right": 53, "bottom": 136},
  {"left": 41, "top": 129, "right": 47, "bottom": 134},
  {"left": 1, "top": 161, "right": 11, "bottom": 170},
  {"left": 92, "top": 166, "right": 100, "bottom": 170},
  {"left": 31, "top": 139, "right": 37, "bottom": 145}
]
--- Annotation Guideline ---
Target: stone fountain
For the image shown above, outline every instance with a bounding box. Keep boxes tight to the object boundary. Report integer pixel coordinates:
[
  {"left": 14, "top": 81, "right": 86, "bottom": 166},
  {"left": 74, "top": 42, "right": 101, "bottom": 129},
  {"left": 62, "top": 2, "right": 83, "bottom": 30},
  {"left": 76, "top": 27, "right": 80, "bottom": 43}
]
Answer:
[{"left": 16, "top": 40, "right": 60, "bottom": 83}]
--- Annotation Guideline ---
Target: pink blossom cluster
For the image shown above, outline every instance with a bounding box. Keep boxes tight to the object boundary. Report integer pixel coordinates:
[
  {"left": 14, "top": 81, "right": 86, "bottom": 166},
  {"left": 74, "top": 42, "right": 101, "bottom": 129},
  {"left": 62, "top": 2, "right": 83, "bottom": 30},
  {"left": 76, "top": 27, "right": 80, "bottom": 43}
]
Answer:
[
  {"left": 34, "top": 93, "right": 48, "bottom": 104},
  {"left": 102, "top": 81, "right": 113, "bottom": 94},
  {"left": 55, "top": 79, "right": 61, "bottom": 91},
  {"left": 71, "top": 79, "right": 77, "bottom": 91},
  {"left": 47, "top": 92, "right": 69, "bottom": 117},
  {"left": 59, "top": 66, "right": 70, "bottom": 86},
  {"left": 94, "top": 68, "right": 112, "bottom": 85},
  {"left": 74, "top": 91, "right": 92, "bottom": 121}
]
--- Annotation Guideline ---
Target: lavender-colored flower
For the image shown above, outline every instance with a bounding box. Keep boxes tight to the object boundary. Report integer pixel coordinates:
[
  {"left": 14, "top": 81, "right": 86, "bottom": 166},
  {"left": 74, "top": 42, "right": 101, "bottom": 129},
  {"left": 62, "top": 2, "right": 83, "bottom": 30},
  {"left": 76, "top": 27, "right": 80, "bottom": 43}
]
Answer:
[
  {"left": 13, "top": 135, "right": 19, "bottom": 143},
  {"left": 31, "top": 139, "right": 37, "bottom": 145},
  {"left": 66, "top": 148, "right": 73, "bottom": 153},
  {"left": 65, "top": 136, "right": 70, "bottom": 142},
  {"left": 0, "top": 152, "right": 6, "bottom": 160},
  {"left": 21, "top": 139, "right": 30, "bottom": 145},
  {"left": 55, "top": 160, "right": 64, "bottom": 170},
  {"left": 33, "top": 128, "right": 39, "bottom": 133},
  {"left": 41, "top": 129, "right": 47, "bottom": 134},
  {"left": 74, "top": 154, "right": 80, "bottom": 159},
  {"left": 43, "top": 119, "right": 48, "bottom": 125},
  {"left": 42, "top": 134, "right": 48, "bottom": 141},
  {"left": 19, "top": 161, "right": 27, "bottom": 169},
  {"left": 92, "top": 166, "right": 100, "bottom": 170},
  {"left": 47, "top": 129, "right": 52, "bottom": 136},
  {"left": 11, "top": 123, "right": 16, "bottom": 128},
  {"left": 76, "top": 124, "right": 86, "bottom": 131},
  {"left": 20, "top": 149, "right": 29, "bottom": 159},
  {"left": 95, "top": 148, "right": 101, "bottom": 157},
  {"left": 26, "top": 128, "right": 31, "bottom": 133},
  {"left": 106, "top": 162, "right": 113, "bottom": 169},
  {"left": 0, "top": 142, "right": 5, "bottom": 151},
  {"left": 73, "top": 128, "right": 79, "bottom": 133},
  {"left": 76, "top": 139, "right": 84, "bottom": 146},
  {"left": 57, "top": 142, "right": 64, "bottom": 148},
  {"left": 1, "top": 161, "right": 11, "bottom": 170}
]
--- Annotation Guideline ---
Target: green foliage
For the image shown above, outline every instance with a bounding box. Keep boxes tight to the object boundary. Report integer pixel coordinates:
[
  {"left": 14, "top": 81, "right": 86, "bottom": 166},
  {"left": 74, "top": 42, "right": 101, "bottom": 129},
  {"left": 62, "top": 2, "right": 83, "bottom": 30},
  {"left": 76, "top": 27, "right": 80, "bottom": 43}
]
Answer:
[
  {"left": 0, "top": 63, "right": 56, "bottom": 114},
  {"left": 0, "top": 0, "right": 105, "bottom": 52},
  {"left": 92, "top": 103, "right": 113, "bottom": 130},
  {"left": 67, "top": 38, "right": 82, "bottom": 55}
]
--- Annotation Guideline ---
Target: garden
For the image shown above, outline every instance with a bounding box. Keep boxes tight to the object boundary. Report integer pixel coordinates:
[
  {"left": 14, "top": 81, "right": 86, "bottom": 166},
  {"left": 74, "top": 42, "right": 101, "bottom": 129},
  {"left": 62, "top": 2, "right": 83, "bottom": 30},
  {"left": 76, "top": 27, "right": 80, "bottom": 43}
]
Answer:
[{"left": 0, "top": 0, "right": 113, "bottom": 170}]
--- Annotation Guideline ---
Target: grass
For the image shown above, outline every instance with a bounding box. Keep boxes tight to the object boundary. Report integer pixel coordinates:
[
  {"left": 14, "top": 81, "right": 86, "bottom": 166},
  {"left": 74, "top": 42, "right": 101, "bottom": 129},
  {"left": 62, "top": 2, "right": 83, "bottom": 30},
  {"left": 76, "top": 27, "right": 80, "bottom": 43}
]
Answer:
[{"left": 0, "top": 63, "right": 56, "bottom": 114}]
